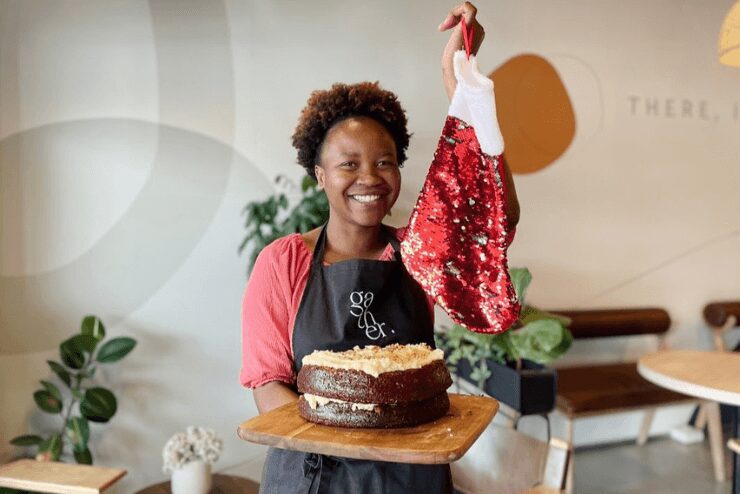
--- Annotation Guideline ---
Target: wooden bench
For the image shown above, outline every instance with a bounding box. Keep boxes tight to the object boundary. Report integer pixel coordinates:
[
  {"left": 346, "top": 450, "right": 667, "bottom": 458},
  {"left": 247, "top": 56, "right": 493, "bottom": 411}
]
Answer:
[
  {"left": 550, "top": 307, "right": 725, "bottom": 492},
  {"left": 0, "top": 459, "right": 126, "bottom": 494}
]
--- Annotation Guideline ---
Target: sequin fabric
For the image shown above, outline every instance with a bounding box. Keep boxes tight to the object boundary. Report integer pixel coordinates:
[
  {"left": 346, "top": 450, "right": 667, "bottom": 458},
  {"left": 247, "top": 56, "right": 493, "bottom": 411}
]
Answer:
[{"left": 401, "top": 115, "right": 520, "bottom": 334}]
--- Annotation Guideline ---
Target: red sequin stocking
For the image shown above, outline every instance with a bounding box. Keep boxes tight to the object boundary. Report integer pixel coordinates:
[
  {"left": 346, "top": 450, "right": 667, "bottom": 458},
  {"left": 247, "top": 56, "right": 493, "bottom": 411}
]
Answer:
[{"left": 401, "top": 115, "right": 520, "bottom": 334}]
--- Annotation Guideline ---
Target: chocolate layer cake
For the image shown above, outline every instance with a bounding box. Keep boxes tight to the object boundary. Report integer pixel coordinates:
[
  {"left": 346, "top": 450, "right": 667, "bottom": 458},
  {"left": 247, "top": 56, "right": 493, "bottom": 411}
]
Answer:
[{"left": 297, "top": 343, "right": 452, "bottom": 428}]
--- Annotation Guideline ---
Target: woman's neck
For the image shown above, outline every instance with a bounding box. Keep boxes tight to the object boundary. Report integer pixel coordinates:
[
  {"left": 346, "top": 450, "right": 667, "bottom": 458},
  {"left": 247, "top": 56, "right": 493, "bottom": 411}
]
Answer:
[{"left": 325, "top": 219, "right": 386, "bottom": 260}]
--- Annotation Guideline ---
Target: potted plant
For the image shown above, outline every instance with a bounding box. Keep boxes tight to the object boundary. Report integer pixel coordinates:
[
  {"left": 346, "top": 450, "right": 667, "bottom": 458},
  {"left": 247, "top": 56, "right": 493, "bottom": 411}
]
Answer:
[
  {"left": 435, "top": 268, "right": 572, "bottom": 415},
  {"left": 9, "top": 316, "right": 136, "bottom": 464},
  {"left": 239, "top": 175, "right": 328, "bottom": 273}
]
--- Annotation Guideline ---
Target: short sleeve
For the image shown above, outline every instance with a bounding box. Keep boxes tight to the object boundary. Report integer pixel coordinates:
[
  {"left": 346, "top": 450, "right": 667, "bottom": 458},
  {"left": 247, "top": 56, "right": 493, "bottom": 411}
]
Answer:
[{"left": 240, "top": 243, "right": 295, "bottom": 389}]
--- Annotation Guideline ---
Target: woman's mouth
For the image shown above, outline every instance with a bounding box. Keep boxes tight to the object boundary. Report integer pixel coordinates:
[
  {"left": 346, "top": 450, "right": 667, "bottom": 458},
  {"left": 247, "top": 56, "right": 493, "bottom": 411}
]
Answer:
[{"left": 349, "top": 194, "right": 383, "bottom": 204}]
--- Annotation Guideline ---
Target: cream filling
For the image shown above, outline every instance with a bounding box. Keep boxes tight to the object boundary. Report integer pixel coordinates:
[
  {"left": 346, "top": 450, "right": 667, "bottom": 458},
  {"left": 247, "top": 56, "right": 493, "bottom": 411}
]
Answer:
[
  {"left": 303, "top": 393, "right": 378, "bottom": 411},
  {"left": 301, "top": 343, "right": 444, "bottom": 378}
]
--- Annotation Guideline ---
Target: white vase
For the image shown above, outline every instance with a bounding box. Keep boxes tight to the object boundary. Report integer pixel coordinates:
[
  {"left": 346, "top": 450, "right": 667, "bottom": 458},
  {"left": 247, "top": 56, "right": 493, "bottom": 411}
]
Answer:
[{"left": 171, "top": 460, "right": 212, "bottom": 494}]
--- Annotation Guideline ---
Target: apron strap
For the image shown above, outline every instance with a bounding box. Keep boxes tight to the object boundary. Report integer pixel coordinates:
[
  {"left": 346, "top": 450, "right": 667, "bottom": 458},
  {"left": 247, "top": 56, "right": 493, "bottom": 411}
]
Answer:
[
  {"left": 312, "top": 224, "right": 402, "bottom": 265},
  {"left": 383, "top": 228, "right": 403, "bottom": 262},
  {"left": 311, "top": 225, "right": 329, "bottom": 266}
]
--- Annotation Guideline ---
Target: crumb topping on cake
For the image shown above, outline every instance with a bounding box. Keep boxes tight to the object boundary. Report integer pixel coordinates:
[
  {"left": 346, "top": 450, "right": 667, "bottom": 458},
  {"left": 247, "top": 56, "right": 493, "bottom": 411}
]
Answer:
[{"left": 301, "top": 343, "right": 444, "bottom": 377}]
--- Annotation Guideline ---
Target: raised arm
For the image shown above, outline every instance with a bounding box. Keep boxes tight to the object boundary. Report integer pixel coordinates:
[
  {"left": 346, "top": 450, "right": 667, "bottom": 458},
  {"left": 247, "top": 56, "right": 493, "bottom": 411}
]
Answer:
[{"left": 438, "top": 2, "right": 519, "bottom": 229}]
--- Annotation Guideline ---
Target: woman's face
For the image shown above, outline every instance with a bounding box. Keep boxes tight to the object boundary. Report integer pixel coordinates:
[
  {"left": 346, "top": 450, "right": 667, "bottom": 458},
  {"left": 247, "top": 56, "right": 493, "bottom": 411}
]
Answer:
[{"left": 315, "top": 116, "right": 401, "bottom": 229}]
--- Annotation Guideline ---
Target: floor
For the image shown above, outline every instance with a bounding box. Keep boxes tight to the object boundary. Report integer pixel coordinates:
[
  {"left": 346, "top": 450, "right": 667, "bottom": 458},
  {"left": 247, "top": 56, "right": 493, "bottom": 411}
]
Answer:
[
  {"left": 222, "top": 437, "right": 734, "bottom": 493},
  {"left": 574, "top": 437, "right": 732, "bottom": 494}
]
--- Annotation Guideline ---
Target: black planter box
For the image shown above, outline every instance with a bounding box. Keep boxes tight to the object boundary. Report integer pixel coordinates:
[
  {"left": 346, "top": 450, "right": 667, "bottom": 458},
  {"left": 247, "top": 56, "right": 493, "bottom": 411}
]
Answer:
[{"left": 454, "top": 358, "right": 557, "bottom": 415}]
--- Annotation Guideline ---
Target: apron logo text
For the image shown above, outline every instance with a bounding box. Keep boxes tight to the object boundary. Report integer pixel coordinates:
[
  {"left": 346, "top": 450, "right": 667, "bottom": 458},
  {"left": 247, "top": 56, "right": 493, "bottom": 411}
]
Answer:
[{"left": 349, "top": 291, "right": 394, "bottom": 340}]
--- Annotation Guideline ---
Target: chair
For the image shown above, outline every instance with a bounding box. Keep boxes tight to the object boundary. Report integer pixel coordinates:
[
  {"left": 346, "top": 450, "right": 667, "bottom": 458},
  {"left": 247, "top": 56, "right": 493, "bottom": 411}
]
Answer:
[
  {"left": 0, "top": 459, "right": 126, "bottom": 494},
  {"left": 729, "top": 439, "right": 740, "bottom": 455},
  {"left": 696, "top": 301, "right": 740, "bottom": 479},
  {"left": 695, "top": 301, "right": 739, "bottom": 429},
  {"left": 551, "top": 308, "right": 726, "bottom": 492},
  {"left": 703, "top": 301, "right": 740, "bottom": 352}
]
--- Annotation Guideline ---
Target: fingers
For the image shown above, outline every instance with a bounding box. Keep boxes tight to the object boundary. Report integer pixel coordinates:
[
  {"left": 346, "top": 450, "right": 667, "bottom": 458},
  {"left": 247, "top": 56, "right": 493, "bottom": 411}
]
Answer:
[{"left": 438, "top": 2, "right": 478, "bottom": 31}]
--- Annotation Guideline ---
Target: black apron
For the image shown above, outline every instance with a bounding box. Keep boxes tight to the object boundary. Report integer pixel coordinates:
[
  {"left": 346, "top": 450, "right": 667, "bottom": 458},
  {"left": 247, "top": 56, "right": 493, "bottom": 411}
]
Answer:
[{"left": 260, "top": 225, "right": 453, "bottom": 494}]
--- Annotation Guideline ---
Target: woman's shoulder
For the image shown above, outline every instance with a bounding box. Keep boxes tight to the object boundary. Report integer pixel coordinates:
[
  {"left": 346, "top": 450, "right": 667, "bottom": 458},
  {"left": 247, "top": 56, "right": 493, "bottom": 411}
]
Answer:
[
  {"left": 263, "top": 232, "right": 304, "bottom": 251},
  {"left": 254, "top": 233, "right": 311, "bottom": 276}
]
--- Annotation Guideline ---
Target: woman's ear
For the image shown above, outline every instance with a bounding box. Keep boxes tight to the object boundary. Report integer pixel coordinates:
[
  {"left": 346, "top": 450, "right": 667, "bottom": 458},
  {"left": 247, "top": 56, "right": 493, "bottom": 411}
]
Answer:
[{"left": 314, "top": 165, "right": 325, "bottom": 190}]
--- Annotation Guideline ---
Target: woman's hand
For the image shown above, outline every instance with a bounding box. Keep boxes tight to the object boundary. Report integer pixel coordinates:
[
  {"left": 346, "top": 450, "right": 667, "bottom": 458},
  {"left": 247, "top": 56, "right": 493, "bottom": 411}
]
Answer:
[{"left": 439, "top": 2, "right": 485, "bottom": 101}]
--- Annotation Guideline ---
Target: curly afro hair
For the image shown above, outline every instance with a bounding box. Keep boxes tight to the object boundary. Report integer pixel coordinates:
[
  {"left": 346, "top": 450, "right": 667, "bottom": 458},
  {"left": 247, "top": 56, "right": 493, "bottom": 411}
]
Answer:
[{"left": 291, "top": 81, "right": 411, "bottom": 179}]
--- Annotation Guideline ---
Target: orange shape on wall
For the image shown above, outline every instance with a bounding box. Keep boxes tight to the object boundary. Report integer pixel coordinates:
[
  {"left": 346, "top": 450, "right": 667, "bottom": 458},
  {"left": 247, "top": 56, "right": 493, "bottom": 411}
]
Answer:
[{"left": 490, "top": 54, "right": 575, "bottom": 174}]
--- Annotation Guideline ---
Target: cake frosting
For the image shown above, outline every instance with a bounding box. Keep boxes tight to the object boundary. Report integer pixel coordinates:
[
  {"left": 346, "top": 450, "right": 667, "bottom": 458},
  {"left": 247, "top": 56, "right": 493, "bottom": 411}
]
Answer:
[{"left": 301, "top": 343, "right": 445, "bottom": 378}]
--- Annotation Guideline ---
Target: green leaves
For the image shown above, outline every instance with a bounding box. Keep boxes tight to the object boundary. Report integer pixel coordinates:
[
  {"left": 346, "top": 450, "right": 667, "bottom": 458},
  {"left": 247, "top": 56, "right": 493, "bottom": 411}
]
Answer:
[
  {"left": 40, "top": 380, "right": 62, "bottom": 402},
  {"left": 81, "top": 315, "right": 106, "bottom": 341},
  {"left": 33, "top": 390, "right": 63, "bottom": 414},
  {"left": 47, "top": 361, "right": 72, "bottom": 387},
  {"left": 508, "top": 319, "right": 573, "bottom": 364},
  {"left": 301, "top": 175, "right": 315, "bottom": 192},
  {"left": 510, "top": 267, "right": 532, "bottom": 304},
  {"left": 520, "top": 306, "right": 572, "bottom": 327},
  {"left": 60, "top": 336, "right": 90, "bottom": 369},
  {"left": 468, "top": 359, "right": 492, "bottom": 389},
  {"left": 80, "top": 387, "right": 117, "bottom": 423},
  {"left": 96, "top": 337, "right": 136, "bottom": 363},
  {"left": 10, "top": 434, "right": 43, "bottom": 446},
  {"left": 39, "top": 434, "right": 62, "bottom": 461},
  {"left": 74, "top": 448, "right": 93, "bottom": 465},
  {"left": 66, "top": 417, "right": 90, "bottom": 452}
]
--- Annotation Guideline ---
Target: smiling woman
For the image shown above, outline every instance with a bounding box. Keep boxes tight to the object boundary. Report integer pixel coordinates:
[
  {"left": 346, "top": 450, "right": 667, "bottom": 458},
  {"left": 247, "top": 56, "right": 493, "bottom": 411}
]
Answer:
[{"left": 240, "top": 2, "right": 518, "bottom": 493}]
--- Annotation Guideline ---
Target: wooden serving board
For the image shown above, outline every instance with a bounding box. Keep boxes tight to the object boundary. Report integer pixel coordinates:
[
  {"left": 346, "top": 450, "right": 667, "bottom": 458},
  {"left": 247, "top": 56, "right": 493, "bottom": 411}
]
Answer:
[{"left": 237, "top": 393, "right": 498, "bottom": 464}]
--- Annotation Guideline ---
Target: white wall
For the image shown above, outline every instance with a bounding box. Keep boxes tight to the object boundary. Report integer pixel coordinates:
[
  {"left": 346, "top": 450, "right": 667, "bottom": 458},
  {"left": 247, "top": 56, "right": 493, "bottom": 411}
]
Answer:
[{"left": 1, "top": 0, "right": 738, "bottom": 490}]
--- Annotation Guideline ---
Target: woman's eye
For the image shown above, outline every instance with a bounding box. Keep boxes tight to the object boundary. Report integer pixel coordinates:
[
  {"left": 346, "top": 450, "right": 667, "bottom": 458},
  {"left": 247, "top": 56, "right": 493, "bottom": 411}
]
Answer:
[
  {"left": 378, "top": 160, "right": 397, "bottom": 168},
  {"left": 340, "top": 161, "right": 356, "bottom": 168}
]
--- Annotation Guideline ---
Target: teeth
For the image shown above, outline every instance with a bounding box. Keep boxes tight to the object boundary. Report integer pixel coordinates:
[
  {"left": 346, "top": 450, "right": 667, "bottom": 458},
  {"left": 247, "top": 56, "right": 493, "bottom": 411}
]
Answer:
[{"left": 351, "top": 194, "right": 381, "bottom": 203}]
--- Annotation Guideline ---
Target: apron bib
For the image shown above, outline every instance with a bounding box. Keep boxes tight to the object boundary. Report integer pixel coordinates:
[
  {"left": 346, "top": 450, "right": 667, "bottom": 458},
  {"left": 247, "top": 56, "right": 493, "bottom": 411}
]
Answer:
[{"left": 260, "top": 225, "right": 452, "bottom": 494}]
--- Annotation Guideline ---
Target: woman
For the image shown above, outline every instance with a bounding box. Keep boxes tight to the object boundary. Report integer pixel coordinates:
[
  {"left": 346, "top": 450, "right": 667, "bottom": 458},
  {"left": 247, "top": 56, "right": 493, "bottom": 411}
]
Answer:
[{"left": 241, "top": 3, "right": 519, "bottom": 492}]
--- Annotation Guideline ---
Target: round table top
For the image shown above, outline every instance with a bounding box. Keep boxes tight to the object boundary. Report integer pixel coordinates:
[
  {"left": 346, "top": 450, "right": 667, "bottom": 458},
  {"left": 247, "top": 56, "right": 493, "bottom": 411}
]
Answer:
[
  {"left": 638, "top": 350, "right": 740, "bottom": 406},
  {"left": 135, "top": 473, "right": 259, "bottom": 494}
]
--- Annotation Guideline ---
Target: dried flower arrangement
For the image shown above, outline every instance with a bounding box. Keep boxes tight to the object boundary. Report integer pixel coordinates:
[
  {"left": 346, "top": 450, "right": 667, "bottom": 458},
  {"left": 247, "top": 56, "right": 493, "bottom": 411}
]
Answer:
[{"left": 162, "top": 426, "right": 223, "bottom": 474}]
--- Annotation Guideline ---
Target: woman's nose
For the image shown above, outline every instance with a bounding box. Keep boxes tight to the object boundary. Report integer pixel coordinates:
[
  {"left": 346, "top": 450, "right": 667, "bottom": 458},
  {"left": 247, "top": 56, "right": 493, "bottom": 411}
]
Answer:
[{"left": 357, "top": 164, "right": 382, "bottom": 184}]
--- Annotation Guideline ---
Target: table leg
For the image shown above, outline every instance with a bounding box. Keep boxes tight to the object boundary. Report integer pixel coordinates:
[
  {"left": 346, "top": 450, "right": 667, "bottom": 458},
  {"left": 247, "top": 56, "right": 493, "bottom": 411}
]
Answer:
[{"left": 734, "top": 405, "right": 739, "bottom": 494}]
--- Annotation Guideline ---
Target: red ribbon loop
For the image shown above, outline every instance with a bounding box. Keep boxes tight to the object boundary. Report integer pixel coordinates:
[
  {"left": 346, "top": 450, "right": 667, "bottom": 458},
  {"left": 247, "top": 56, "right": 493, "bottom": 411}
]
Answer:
[{"left": 461, "top": 17, "right": 473, "bottom": 59}]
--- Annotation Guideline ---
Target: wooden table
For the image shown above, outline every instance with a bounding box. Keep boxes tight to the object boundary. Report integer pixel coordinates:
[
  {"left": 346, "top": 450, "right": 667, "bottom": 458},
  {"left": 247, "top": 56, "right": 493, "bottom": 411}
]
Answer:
[
  {"left": 0, "top": 459, "right": 126, "bottom": 494},
  {"left": 134, "top": 474, "right": 259, "bottom": 494},
  {"left": 638, "top": 350, "right": 740, "bottom": 493}
]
